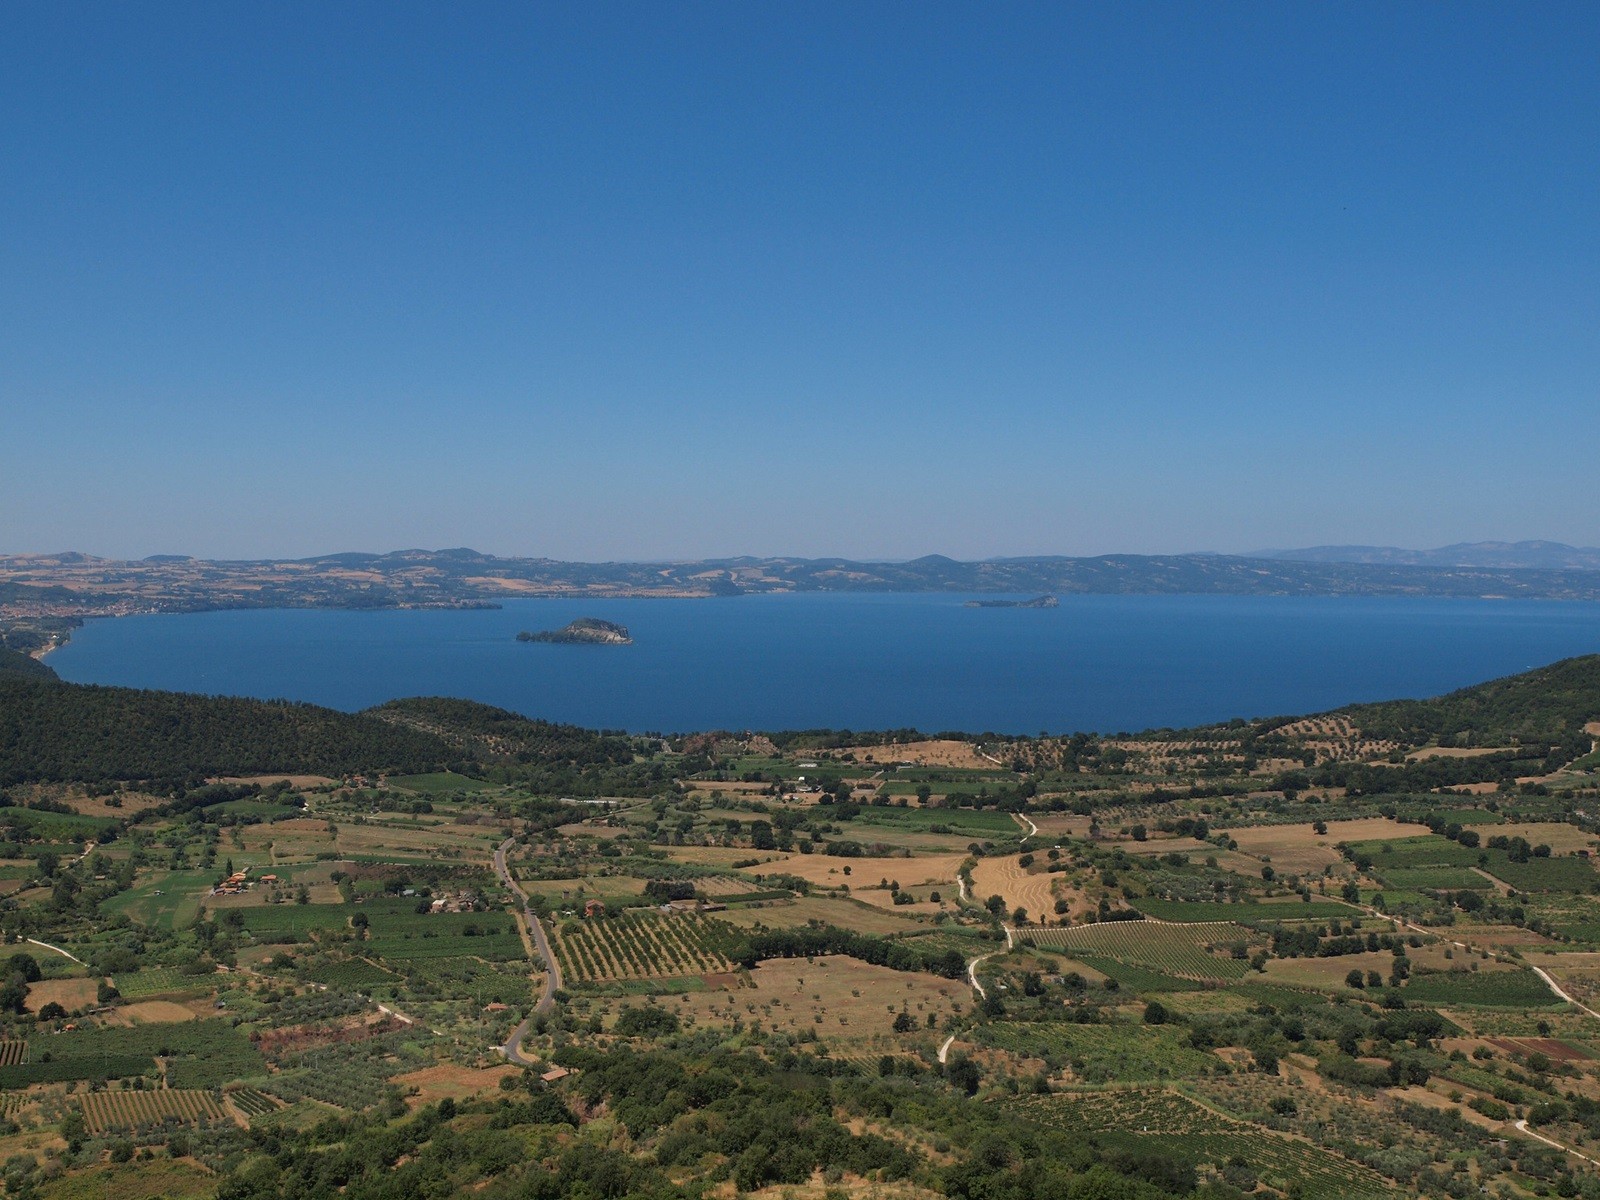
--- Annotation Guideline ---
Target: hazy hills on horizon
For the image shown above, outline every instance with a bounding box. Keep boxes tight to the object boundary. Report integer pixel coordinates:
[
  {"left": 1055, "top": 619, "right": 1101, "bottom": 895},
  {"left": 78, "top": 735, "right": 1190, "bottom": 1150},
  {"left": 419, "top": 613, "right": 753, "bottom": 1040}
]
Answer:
[
  {"left": 1249, "top": 540, "right": 1600, "bottom": 571},
  {"left": 9, "top": 543, "right": 1600, "bottom": 615},
  {"left": 15, "top": 539, "right": 1600, "bottom": 572}
]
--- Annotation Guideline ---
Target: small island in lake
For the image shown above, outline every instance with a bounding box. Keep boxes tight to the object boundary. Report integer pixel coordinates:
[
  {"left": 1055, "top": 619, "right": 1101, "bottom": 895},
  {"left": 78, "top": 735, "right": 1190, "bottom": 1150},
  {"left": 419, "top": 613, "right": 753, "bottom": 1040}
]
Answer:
[
  {"left": 964, "top": 594, "right": 1059, "bottom": 609},
  {"left": 517, "top": 617, "right": 633, "bottom": 645}
]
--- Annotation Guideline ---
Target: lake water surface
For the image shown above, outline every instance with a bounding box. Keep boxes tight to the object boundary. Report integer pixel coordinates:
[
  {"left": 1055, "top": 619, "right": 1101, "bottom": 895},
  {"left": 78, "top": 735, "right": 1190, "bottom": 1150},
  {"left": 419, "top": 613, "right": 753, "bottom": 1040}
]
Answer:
[{"left": 47, "top": 594, "right": 1600, "bottom": 734}]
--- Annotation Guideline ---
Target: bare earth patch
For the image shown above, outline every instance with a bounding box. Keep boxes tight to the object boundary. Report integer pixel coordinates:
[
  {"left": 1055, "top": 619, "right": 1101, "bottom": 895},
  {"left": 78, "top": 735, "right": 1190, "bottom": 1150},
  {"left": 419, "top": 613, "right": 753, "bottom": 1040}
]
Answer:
[
  {"left": 663, "top": 954, "right": 964, "bottom": 1051},
  {"left": 393, "top": 1063, "right": 518, "bottom": 1107},
  {"left": 1468, "top": 821, "right": 1599, "bottom": 855},
  {"left": 24, "top": 978, "right": 100, "bottom": 1014},
  {"left": 105, "top": 1001, "right": 199, "bottom": 1025},
  {"left": 1223, "top": 816, "right": 1432, "bottom": 875},
  {"left": 855, "top": 740, "right": 993, "bottom": 769}
]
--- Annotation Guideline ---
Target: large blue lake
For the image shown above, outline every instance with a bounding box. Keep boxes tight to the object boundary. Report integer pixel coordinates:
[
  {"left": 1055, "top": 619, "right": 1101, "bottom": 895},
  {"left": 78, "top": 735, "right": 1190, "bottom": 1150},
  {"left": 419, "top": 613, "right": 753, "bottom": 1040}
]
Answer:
[{"left": 47, "top": 594, "right": 1600, "bottom": 735}]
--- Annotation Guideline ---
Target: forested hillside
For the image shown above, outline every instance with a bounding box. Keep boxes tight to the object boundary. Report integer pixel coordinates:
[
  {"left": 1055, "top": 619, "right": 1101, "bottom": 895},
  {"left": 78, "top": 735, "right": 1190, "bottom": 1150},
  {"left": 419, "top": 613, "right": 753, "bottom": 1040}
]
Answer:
[
  {"left": 1344, "top": 654, "right": 1600, "bottom": 745},
  {"left": 0, "top": 677, "right": 451, "bottom": 785},
  {"left": 369, "top": 696, "right": 636, "bottom": 765},
  {"left": 0, "top": 648, "right": 54, "bottom": 681}
]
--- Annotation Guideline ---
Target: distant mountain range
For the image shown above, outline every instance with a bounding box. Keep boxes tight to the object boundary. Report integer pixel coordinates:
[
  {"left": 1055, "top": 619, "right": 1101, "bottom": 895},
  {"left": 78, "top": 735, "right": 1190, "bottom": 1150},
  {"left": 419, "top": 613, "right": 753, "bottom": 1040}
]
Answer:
[
  {"left": 1252, "top": 541, "right": 1600, "bottom": 571},
  {"left": 8, "top": 544, "right": 1600, "bottom": 627}
]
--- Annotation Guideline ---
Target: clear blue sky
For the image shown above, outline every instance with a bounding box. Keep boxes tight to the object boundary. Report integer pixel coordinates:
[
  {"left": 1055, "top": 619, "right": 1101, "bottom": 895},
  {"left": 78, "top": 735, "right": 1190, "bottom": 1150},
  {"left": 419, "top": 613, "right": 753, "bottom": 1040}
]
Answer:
[{"left": 3, "top": 2, "right": 1596, "bottom": 561}]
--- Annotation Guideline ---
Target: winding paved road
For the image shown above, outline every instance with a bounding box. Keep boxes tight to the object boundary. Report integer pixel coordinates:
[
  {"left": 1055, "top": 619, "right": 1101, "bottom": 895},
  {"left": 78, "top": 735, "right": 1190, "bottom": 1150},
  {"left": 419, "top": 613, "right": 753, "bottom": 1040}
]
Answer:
[{"left": 494, "top": 836, "right": 563, "bottom": 1065}]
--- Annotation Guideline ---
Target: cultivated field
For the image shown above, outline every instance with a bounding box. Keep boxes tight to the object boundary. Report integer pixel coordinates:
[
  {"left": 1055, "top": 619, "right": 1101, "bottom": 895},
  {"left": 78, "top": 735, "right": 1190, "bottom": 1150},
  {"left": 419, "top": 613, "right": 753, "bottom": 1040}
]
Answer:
[
  {"left": 552, "top": 911, "right": 735, "bottom": 984},
  {"left": 1007, "top": 1089, "right": 1394, "bottom": 1200},
  {"left": 713, "top": 895, "right": 928, "bottom": 935},
  {"left": 969, "top": 854, "right": 1057, "bottom": 923},
  {"left": 767, "top": 852, "right": 966, "bottom": 892},
  {"left": 1024, "top": 921, "right": 1255, "bottom": 981},
  {"left": 24, "top": 978, "right": 98, "bottom": 1014},
  {"left": 1222, "top": 817, "right": 1425, "bottom": 875},
  {"left": 662, "top": 954, "right": 964, "bottom": 1048},
  {"left": 79, "top": 1089, "right": 229, "bottom": 1134}
]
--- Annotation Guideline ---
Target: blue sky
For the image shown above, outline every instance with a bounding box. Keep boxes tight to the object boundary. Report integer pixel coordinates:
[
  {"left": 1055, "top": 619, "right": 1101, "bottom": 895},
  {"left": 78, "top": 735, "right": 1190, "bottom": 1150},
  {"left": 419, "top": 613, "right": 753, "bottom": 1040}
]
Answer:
[{"left": 3, "top": 2, "right": 1596, "bottom": 561}]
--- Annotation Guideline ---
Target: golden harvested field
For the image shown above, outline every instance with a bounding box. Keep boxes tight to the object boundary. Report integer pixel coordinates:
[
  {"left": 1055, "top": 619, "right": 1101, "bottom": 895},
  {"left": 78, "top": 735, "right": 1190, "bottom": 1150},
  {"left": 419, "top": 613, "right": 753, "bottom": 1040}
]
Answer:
[
  {"left": 659, "top": 954, "right": 965, "bottom": 1049},
  {"left": 695, "top": 876, "right": 762, "bottom": 897},
  {"left": 713, "top": 896, "right": 926, "bottom": 936},
  {"left": 664, "top": 847, "right": 791, "bottom": 868},
  {"left": 24, "top": 978, "right": 99, "bottom": 1013},
  {"left": 853, "top": 740, "right": 992, "bottom": 769},
  {"left": 65, "top": 792, "right": 170, "bottom": 818},
  {"left": 1115, "top": 836, "right": 1215, "bottom": 856},
  {"left": 238, "top": 818, "right": 497, "bottom": 862},
  {"left": 1262, "top": 942, "right": 1456, "bottom": 989},
  {"left": 1025, "top": 813, "right": 1094, "bottom": 840},
  {"left": 969, "top": 854, "right": 1057, "bottom": 923},
  {"left": 337, "top": 822, "right": 499, "bottom": 857},
  {"left": 206, "top": 880, "right": 344, "bottom": 907},
  {"left": 1468, "top": 821, "right": 1600, "bottom": 855},
  {"left": 1406, "top": 747, "right": 1511, "bottom": 760},
  {"left": 774, "top": 853, "right": 966, "bottom": 891},
  {"left": 849, "top": 888, "right": 947, "bottom": 916},
  {"left": 1221, "top": 817, "right": 1425, "bottom": 875},
  {"left": 238, "top": 822, "right": 334, "bottom": 856},
  {"left": 1451, "top": 925, "right": 1553, "bottom": 946},
  {"left": 106, "top": 1001, "right": 199, "bottom": 1025},
  {"left": 393, "top": 1064, "right": 518, "bottom": 1108}
]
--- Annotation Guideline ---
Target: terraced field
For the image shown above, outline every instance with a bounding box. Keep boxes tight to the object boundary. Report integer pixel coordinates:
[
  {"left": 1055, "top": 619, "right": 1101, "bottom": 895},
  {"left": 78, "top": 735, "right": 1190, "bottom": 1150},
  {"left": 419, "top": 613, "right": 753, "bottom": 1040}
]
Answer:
[
  {"left": 226, "top": 1087, "right": 282, "bottom": 1119},
  {"left": 970, "top": 854, "right": 1057, "bottom": 923}
]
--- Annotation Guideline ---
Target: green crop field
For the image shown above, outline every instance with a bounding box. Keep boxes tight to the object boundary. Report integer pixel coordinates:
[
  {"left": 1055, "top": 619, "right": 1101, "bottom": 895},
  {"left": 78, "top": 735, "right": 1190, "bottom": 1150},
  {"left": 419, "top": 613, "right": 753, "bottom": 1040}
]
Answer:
[
  {"left": 1025, "top": 921, "right": 1254, "bottom": 981},
  {"left": 386, "top": 772, "right": 496, "bottom": 794},
  {"left": 395, "top": 955, "right": 533, "bottom": 1006},
  {"left": 553, "top": 911, "right": 735, "bottom": 984},
  {"left": 100, "top": 870, "right": 217, "bottom": 928},
  {"left": 1064, "top": 954, "right": 1209, "bottom": 993},
  {"left": 1370, "top": 865, "right": 1489, "bottom": 890},
  {"left": 1133, "top": 898, "right": 1360, "bottom": 923},
  {"left": 262, "top": 1030, "right": 431, "bottom": 1112},
  {"left": 977, "top": 1021, "right": 1218, "bottom": 1082},
  {"left": 1348, "top": 836, "right": 1483, "bottom": 869},
  {"left": 1402, "top": 968, "right": 1562, "bottom": 1009},
  {"left": 114, "top": 967, "right": 215, "bottom": 999},
  {"left": 227, "top": 1086, "right": 281, "bottom": 1119},
  {"left": 1, "top": 1019, "right": 267, "bottom": 1091},
  {"left": 1007, "top": 1089, "right": 1397, "bottom": 1200},
  {"left": 80, "top": 1088, "right": 229, "bottom": 1133},
  {"left": 302, "top": 958, "right": 400, "bottom": 991},
  {"left": 1482, "top": 852, "right": 1598, "bottom": 893},
  {"left": 237, "top": 903, "right": 357, "bottom": 937},
  {"left": 848, "top": 808, "right": 1021, "bottom": 835},
  {"left": 207, "top": 799, "right": 304, "bottom": 821}
]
